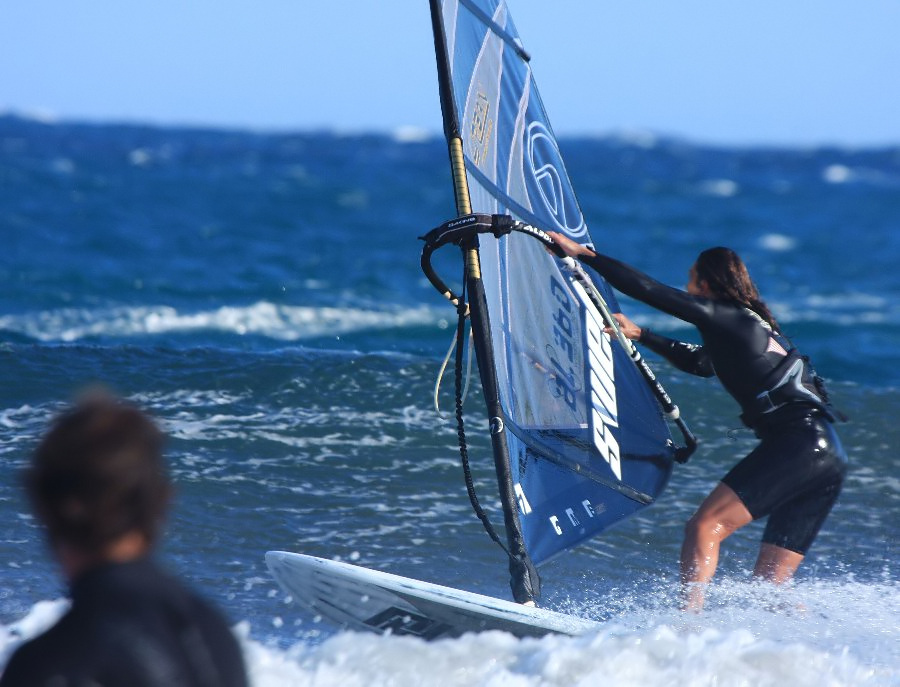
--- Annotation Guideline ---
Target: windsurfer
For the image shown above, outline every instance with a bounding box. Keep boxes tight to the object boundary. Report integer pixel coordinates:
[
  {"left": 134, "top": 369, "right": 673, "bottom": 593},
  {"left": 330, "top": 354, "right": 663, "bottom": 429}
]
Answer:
[{"left": 547, "top": 233, "right": 848, "bottom": 611}]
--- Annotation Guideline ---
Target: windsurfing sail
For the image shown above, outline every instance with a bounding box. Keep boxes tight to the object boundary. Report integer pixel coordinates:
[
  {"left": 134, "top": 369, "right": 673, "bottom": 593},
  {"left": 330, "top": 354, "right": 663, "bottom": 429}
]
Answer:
[{"left": 424, "top": 0, "right": 694, "bottom": 603}]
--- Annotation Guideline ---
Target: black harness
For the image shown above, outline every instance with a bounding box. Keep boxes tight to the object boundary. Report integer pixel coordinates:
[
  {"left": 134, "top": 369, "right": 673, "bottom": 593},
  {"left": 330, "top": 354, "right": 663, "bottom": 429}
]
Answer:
[{"left": 741, "top": 348, "right": 839, "bottom": 427}]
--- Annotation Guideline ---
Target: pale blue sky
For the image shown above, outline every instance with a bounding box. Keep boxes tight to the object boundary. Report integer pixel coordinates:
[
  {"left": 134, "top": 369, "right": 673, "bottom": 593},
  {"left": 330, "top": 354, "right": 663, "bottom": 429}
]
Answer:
[{"left": 2, "top": 1, "right": 898, "bottom": 146}]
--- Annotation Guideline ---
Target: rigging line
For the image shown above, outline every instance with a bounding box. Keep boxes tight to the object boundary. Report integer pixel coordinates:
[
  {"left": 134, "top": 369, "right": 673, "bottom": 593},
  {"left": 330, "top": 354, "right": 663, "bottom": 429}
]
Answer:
[
  {"left": 433, "top": 323, "right": 474, "bottom": 420},
  {"left": 453, "top": 277, "right": 511, "bottom": 558},
  {"left": 562, "top": 257, "right": 698, "bottom": 462},
  {"left": 564, "top": 259, "right": 678, "bottom": 413}
]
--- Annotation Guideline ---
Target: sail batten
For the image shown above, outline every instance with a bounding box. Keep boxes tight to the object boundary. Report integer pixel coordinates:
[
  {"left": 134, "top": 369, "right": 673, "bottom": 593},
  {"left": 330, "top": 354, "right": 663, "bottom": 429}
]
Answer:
[
  {"left": 427, "top": 0, "right": 679, "bottom": 593},
  {"left": 458, "top": 0, "right": 530, "bottom": 61}
]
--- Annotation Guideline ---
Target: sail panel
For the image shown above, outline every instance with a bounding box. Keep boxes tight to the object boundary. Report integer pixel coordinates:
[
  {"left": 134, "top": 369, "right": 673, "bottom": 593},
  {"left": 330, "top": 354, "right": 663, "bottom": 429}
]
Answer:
[{"left": 437, "top": 0, "right": 675, "bottom": 565}]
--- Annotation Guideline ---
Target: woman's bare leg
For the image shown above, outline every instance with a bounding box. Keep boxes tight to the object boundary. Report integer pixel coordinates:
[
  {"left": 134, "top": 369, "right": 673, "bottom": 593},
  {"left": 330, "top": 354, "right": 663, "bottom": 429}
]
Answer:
[
  {"left": 680, "top": 482, "right": 754, "bottom": 611},
  {"left": 753, "top": 543, "right": 804, "bottom": 583}
]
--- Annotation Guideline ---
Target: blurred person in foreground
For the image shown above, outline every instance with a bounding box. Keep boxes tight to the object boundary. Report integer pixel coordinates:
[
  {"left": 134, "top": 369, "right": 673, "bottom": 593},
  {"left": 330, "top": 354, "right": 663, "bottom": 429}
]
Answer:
[{"left": 0, "top": 392, "right": 248, "bottom": 687}]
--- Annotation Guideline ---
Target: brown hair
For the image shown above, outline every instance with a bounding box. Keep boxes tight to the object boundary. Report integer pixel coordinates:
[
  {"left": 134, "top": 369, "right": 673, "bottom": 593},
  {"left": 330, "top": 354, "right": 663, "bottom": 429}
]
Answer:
[
  {"left": 25, "top": 393, "right": 171, "bottom": 556},
  {"left": 695, "top": 247, "right": 780, "bottom": 331}
]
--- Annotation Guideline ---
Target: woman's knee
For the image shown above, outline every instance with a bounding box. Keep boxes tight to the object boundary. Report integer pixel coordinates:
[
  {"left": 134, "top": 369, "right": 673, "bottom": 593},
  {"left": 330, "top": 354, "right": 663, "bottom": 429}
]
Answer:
[
  {"left": 684, "top": 510, "right": 744, "bottom": 543},
  {"left": 685, "top": 483, "right": 755, "bottom": 543}
]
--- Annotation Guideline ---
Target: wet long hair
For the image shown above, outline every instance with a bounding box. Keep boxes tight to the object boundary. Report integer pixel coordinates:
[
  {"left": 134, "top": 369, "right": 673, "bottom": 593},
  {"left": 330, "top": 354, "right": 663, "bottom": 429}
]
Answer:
[{"left": 694, "top": 247, "right": 781, "bottom": 331}]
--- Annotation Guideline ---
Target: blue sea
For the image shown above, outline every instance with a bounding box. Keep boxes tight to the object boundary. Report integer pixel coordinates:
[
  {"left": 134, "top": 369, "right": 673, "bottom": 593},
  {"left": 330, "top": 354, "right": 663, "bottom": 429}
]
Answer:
[{"left": 0, "top": 114, "right": 897, "bottom": 685}]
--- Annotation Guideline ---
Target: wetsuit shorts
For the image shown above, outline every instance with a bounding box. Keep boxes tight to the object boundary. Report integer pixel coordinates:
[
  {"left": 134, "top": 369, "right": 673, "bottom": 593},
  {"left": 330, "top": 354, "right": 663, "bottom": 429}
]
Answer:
[{"left": 722, "top": 408, "right": 848, "bottom": 555}]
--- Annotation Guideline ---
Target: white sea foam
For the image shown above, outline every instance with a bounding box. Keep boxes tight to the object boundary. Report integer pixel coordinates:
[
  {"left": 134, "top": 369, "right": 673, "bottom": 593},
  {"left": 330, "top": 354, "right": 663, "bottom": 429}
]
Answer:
[
  {"left": 803, "top": 292, "right": 888, "bottom": 310},
  {"left": 128, "top": 148, "right": 153, "bottom": 166},
  {"left": 758, "top": 233, "right": 797, "bottom": 251},
  {"left": 147, "top": 401, "right": 441, "bottom": 448},
  {"left": 336, "top": 190, "right": 369, "bottom": 208},
  {"left": 2, "top": 584, "right": 895, "bottom": 687},
  {"left": 629, "top": 290, "right": 895, "bottom": 332},
  {"left": 611, "top": 128, "right": 659, "bottom": 149},
  {"left": 50, "top": 157, "right": 75, "bottom": 174},
  {"left": 392, "top": 126, "right": 434, "bottom": 144},
  {"left": 822, "top": 163, "right": 900, "bottom": 187},
  {"left": 698, "top": 178, "right": 739, "bottom": 197},
  {"left": 3, "top": 293, "right": 891, "bottom": 347},
  {"left": 0, "top": 107, "right": 59, "bottom": 124},
  {"left": 823, "top": 164, "right": 853, "bottom": 183},
  {"left": 776, "top": 292, "right": 895, "bottom": 326},
  {"left": 0, "top": 302, "right": 440, "bottom": 342},
  {"left": 247, "top": 577, "right": 898, "bottom": 686}
]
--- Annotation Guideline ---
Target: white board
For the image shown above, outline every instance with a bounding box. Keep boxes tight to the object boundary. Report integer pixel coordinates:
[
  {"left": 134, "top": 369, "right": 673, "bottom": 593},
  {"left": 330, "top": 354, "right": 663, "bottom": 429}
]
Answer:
[{"left": 266, "top": 551, "right": 600, "bottom": 640}]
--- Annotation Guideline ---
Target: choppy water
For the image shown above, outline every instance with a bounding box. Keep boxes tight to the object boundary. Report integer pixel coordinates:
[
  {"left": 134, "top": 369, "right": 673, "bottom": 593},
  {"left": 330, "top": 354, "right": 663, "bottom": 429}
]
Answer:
[{"left": 0, "top": 115, "right": 897, "bottom": 685}]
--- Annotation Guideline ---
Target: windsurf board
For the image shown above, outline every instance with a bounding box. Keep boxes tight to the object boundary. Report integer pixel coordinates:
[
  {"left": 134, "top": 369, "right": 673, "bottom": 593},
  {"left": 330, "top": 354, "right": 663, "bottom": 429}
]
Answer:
[{"left": 266, "top": 551, "right": 600, "bottom": 640}]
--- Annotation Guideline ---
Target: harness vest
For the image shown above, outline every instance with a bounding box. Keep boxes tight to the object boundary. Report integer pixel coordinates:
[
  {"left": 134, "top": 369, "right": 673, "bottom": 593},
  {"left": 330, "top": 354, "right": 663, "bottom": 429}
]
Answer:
[{"left": 741, "top": 348, "right": 837, "bottom": 427}]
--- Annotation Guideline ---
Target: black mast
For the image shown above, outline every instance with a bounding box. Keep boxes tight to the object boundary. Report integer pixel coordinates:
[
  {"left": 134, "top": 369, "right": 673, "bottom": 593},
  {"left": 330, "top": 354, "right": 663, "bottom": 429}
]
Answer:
[{"left": 428, "top": 0, "right": 539, "bottom": 603}]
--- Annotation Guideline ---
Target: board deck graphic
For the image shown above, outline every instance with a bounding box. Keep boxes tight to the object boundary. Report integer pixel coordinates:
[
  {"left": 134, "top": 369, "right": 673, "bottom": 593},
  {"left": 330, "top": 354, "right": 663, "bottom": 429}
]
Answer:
[{"left": 266, "top": 551, "right": 600, "bottom": 639}]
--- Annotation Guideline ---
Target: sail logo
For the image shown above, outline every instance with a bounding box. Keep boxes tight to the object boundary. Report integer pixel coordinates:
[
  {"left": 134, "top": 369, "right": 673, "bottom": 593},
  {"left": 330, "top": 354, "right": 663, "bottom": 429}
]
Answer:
[
  {"left": 365, "top": 607, "right": 451, "bottom": 639},
  {"left": 548, "top": 500, "right": 599, "bottom": 535},
  {"left": 574, "top": 281, "right": 622, "bottom": 480},
  {"left": 584, "top": 300, "right": 622, "bottom": 479},
  {"left": 514, "top": 483, "right": 532, "bottom": 515},
  {"left": 526, "top": 121, "right": 586, "bottom": 238},
  {"left": 548, "top": 276, "right": 621, "bottom": 480},
  {"left": 469, "top": 90, "right": 494, "bottom": 167},
  {"left": 547, "top": 277, "right": 581, "bottom": 412}
]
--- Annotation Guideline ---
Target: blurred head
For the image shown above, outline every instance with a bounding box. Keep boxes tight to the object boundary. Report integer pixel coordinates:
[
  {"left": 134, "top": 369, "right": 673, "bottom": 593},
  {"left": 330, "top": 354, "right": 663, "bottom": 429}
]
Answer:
[{"left": 25, "top": 392, "right": 171, "bottom": 561}]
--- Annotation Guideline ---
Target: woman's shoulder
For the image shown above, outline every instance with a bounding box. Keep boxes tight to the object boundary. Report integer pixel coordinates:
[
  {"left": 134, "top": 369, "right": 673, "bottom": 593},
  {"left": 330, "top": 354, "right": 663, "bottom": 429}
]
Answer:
[{"left": 696, "top": 301, "right": 768, "bottom": 341}]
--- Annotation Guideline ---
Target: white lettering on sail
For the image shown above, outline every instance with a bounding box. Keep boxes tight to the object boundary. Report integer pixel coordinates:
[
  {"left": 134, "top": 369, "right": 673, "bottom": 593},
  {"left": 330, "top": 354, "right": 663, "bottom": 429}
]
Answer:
[
  {"left": 575, "top": 282, "right": 622, "bottom": 480},
  {"left": 469, "top": 90, "right": 494, "bottom": 167},
  {"left": 548, "top": 277, "right": 579, "bottom": 412},
  {"left": 549, "top": 515, "right": 562, "bottom": 535},
  {"left": 547, "top": 275, "right": 621, "bottom": 479},
  {"left": 550, "top": 502, "right": 598, "bottom": 537},
  {"left": 582, "top": 499, "right": 595, "bottom": 518},
  {"left": 514, "top": 483, "right": 532, "bottom": 515}
]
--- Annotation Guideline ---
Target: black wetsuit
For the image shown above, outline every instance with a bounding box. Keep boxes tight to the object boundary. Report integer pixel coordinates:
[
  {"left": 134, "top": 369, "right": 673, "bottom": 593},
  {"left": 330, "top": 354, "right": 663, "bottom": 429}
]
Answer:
[
  {"left": 0, "top": 558, "right": 248, "bottom": 687},
  {"left": 583, "top": 252, "right": 848, "bottom": 555}
]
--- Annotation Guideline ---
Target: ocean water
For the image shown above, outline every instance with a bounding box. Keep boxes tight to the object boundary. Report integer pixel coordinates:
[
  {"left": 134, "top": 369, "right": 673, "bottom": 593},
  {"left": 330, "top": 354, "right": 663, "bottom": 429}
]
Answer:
[{"left": 0, "top": 114, "right": 897, "bottom": 685}]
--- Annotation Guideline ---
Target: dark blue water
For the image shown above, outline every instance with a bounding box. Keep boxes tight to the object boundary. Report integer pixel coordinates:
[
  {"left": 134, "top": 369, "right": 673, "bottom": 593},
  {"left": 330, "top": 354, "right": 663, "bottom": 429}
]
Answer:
[{"left": 0, "top": 115, "right": 897, "bottom": 684}]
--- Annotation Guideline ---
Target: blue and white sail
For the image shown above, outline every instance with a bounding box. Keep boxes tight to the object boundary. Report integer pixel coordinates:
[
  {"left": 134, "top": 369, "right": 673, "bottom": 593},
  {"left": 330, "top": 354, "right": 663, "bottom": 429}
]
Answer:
[{"left": 428, "top": 0, "right": 680, "bottom": 589}]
